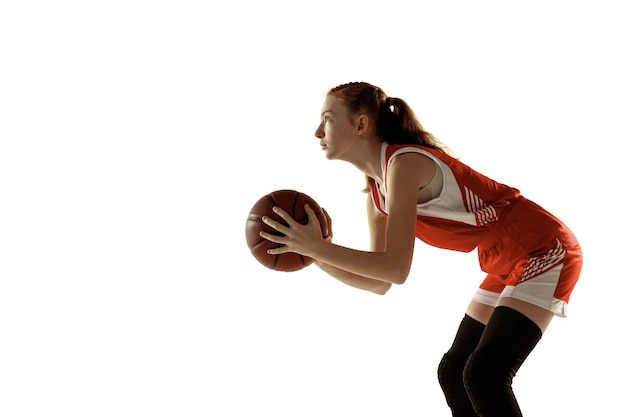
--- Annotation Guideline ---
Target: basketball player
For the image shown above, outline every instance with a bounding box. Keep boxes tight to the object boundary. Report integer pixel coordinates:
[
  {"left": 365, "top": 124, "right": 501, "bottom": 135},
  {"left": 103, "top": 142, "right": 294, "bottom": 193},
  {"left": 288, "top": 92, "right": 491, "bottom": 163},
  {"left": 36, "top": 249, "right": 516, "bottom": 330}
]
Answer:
[{"left": 260, "top": 82, "right": 582, "bottom": 417}]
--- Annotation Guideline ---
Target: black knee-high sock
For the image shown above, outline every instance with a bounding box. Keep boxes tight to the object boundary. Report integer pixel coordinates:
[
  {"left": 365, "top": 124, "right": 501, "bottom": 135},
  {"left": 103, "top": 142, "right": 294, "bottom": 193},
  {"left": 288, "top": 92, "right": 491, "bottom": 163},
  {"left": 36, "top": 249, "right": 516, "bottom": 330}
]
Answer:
[
  {"left": 463, "top": 306, "right": 543, "bottom": 417},
  {"left": 438, "top": 315, "right": 485, "bottom": 417}
]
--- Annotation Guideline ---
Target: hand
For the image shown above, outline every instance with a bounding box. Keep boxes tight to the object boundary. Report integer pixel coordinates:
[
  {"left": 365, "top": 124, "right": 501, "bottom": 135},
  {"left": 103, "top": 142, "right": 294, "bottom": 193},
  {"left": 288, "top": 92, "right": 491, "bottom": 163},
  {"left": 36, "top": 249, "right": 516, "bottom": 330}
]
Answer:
[
  {"left": 321, "top": 207, "right": 333, "bottom": 241},
  {"left": 260, "top": 204, "right": 325, "bottom": 256}
]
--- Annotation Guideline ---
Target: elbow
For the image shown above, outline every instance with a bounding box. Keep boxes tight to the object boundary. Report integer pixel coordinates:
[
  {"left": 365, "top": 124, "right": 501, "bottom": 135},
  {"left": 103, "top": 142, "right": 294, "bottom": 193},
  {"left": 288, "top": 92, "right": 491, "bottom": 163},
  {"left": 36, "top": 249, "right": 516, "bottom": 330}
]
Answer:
[
  {"left": 392, "top": 274, "right": 409, "bottom": 285},
  {"left": 376, "top": 282, "right": 393, "bottom": 295},
  {"left": 384, "top": 264, "right": 410, "bottom": 285},
  {"left": 368, "top": 270, "right": 407, "bottom": 287},
  {"left": 371, "top": 270, "right": 402, "bottom": 295},
  {"left": 378, "top": 250, "right": 412, "bottom": 285}
]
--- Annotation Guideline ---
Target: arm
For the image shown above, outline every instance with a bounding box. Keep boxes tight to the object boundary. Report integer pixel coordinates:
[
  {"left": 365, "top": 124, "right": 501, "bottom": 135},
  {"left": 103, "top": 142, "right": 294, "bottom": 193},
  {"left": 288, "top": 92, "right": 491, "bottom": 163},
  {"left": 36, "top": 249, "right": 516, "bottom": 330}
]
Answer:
[
  {"left": 312, "top": 201, "right": 391, "bottom": 295},
  {"left": 261, "top": 153, "right": 435, "bottom": 284},
  {"left": 314, "top": 261, "right": 392, "bottom": 295}
]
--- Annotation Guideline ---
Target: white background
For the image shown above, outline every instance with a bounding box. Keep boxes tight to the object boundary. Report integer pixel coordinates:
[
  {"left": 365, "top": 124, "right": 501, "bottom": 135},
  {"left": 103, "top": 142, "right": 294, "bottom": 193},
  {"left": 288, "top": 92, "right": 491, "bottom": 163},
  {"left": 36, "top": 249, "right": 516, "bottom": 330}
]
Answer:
[{"left": 1, "top": 1, "right": 624, "bottom": 416}]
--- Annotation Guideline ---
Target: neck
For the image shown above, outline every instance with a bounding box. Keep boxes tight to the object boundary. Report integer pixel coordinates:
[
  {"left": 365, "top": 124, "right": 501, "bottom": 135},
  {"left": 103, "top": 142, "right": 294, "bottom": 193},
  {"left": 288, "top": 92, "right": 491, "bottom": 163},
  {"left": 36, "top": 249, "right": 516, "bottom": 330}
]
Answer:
[{"left": 344, "top": 140, "right": 384, "bottom": 184}]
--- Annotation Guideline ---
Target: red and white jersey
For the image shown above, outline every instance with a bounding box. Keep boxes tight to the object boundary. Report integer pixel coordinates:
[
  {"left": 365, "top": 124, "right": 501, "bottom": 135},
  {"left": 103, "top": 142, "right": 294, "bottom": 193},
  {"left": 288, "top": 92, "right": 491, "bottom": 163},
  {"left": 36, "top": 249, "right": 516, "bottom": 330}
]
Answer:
[{"left": 369, "top": 143, "right": 579, "bottom": 276}]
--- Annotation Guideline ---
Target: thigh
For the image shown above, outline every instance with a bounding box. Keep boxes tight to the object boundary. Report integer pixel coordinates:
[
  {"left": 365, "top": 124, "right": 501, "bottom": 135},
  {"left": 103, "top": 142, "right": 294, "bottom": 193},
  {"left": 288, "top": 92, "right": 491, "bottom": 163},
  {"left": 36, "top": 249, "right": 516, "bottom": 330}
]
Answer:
[
  {"left": 466, "top": 299, "right": 495, "bottom": 325},
  {"left": 496, "top": 297, "right": 554, "bottom": 334},
  {"left": 468, "top": 273, "right": 504, "bottom": 325},
  {"left": 467, "top": 296, "right": 554, "bottom": 333}
]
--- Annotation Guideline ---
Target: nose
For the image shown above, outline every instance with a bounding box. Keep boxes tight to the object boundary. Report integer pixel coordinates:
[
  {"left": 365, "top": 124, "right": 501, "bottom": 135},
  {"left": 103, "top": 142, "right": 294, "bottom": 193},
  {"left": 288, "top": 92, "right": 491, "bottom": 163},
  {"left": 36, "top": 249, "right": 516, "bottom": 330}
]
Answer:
[{"left": 315, "top": 123, "right": 324, "bottom": 139}]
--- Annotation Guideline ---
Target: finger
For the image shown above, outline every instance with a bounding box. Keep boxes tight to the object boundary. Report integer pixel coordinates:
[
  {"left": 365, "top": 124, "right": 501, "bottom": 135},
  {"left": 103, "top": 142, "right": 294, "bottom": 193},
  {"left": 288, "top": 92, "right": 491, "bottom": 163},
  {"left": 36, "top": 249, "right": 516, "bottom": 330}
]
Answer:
[
  {"left": 321, "top": 207, "right": 333, "bottom": 238},
  {"left": 322, "top": 207, "right": 331, "bottom": 221},
  {"left": 322, "top": 208, "right": 332, "bottom": 225},
  {"left": 261, "top": 215, "right": 289, "bottom": 234},
  {"left": 304, "top": 204, "right": 320, "bottom": 227},
  {"left": 271, "top": 206, "right": 297, "bottom": 226},
  {"left": 259, "top": 230, "right": 287, "bottom": 244},
  {"left": 266, "top": 245, "right": 291, "bottom": 255}
]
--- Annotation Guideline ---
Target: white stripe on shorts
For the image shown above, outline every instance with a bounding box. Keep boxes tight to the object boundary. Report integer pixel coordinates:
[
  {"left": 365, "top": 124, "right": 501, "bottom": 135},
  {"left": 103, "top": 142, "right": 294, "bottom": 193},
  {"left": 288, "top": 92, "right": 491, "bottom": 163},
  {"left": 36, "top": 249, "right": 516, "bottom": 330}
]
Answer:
[
  {"left": 502, "top": 263, "right": 568, "bottom": 317},
  {"left": 472, "top": 288, "right": 500, "bottom": 306}
]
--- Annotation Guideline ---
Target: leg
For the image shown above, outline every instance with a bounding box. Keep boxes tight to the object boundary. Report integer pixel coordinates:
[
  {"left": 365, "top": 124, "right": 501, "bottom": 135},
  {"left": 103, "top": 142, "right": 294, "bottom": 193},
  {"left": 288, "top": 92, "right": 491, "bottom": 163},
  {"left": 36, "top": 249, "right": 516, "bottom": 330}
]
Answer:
[
  {"left": 496, "top": 296, "right": 554, "bottom": 333},
  {"left": 463, "top": 300, "right": 549, "bottom": 417},
  {"left": 465, "top": 299, "right": 495, "bottom": 325},
  {"left": 437, "top": 301, "right": 492, "bottom": 417},
  {"left": 460, "top": 230, "right": 578, "bottom": 415}
]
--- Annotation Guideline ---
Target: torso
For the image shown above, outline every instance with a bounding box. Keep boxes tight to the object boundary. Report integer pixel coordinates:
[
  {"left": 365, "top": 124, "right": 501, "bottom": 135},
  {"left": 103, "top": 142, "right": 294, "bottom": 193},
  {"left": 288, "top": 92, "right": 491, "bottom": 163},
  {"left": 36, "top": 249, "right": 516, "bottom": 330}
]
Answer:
[
  {"left": 369, "top": 143, "right": 579, "bottom": 276},
  {"left": 369, "top": 142, "right": 522, "bottom": 253}
]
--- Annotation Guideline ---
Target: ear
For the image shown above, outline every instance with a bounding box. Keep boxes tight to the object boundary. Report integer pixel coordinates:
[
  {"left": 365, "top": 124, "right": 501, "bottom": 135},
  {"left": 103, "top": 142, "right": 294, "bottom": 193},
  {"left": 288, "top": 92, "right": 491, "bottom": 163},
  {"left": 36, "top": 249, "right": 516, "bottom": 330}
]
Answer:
[{"left": 355, "top": 114, "right": 370, "bottom": 136}]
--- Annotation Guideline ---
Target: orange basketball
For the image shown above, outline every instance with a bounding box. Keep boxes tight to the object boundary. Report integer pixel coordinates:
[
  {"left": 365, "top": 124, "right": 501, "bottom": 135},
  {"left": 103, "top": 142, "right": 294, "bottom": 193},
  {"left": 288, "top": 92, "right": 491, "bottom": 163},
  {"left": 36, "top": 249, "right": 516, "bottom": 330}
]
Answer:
[{"left": 245, "top": 190, "right": 331, "bottom": 272}]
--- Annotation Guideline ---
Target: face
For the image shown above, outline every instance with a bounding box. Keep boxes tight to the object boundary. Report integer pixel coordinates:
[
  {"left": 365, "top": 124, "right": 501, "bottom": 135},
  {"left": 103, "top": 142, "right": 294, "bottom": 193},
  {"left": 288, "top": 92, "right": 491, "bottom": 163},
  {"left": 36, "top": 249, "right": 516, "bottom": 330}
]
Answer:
[{"left": 314, "top": 95, "right": 359, "bottom": 160}]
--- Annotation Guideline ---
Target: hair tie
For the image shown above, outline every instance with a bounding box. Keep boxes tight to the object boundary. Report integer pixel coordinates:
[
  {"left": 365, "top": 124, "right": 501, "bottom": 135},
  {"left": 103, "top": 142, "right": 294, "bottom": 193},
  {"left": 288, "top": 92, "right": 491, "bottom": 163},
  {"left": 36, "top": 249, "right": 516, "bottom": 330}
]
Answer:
[{"left": 388, "top": 97, "right": 394, "bottom": 106}]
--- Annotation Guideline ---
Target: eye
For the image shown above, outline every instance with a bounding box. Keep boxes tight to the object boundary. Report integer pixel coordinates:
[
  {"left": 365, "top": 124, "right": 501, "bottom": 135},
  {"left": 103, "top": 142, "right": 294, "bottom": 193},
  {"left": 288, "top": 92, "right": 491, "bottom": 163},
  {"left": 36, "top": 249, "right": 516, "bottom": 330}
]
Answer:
[{"left": 323, "top": 115, "right": 332, "bottom": 123}]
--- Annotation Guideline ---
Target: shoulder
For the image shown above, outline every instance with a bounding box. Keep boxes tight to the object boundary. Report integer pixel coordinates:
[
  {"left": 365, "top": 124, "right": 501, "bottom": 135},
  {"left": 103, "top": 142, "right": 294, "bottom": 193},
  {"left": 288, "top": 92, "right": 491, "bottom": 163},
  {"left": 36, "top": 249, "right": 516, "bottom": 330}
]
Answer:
[
  {"left": 384, "top": 144, "right": 444, "bottom": 166},
  {"left": 387, "top": 150, "right": 436, "bottom": 190}
]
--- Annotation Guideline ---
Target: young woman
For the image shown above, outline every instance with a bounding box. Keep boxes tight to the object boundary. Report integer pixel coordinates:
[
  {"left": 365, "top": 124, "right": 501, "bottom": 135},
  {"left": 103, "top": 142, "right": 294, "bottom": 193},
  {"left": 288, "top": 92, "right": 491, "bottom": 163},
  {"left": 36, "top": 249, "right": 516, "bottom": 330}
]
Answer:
[{"left": 260, "top": 82, "right": 582, "bottom": 417}]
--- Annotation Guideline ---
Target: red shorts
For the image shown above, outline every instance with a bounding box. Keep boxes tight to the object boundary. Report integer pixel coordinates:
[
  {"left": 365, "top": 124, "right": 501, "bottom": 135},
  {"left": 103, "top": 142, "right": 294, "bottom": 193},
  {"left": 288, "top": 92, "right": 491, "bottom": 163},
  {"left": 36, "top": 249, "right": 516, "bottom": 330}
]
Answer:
[{"left": 472, "top": 199, "right": 583, "bottom": 317}]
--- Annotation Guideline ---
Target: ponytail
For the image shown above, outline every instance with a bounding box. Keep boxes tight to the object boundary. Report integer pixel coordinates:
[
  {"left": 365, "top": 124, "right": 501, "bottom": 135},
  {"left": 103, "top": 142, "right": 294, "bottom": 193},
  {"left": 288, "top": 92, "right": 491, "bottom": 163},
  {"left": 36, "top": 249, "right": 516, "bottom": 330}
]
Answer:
[
  {"left": 378, "top": 96, "right": 449, "bottom": 153},
  {"left": 329, "top": 82, "right": 449, "bottom": 154}
]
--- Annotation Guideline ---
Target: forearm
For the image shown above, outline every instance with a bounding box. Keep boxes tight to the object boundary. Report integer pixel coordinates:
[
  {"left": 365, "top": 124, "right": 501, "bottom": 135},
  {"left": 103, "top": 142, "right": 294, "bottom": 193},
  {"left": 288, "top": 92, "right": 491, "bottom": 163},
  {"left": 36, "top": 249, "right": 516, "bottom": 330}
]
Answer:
[
  {"left": 259, "top": 202, "right": 413, "bottom": 284},
  {"left": 315, "top": 261, "right": 392, "bottom": 295},
  {"left": 309, "top": 240, "right": 412, "bottom": 285}
]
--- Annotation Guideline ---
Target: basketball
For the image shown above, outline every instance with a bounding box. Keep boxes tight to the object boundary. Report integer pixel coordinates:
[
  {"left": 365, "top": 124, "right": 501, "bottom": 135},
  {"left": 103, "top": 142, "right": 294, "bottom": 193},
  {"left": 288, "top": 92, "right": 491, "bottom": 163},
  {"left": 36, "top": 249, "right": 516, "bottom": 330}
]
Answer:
[{"left": 245, "top": 189, "right": 331, "bottom": 272}]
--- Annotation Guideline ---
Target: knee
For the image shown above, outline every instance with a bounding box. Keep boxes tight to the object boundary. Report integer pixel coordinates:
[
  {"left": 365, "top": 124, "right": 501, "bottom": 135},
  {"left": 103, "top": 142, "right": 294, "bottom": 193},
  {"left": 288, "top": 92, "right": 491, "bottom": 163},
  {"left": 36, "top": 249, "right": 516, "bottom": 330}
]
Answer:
[
  {"left": 463, "top": 347, "right": 516, "bottom": 390},
  {"left": 462, "top": 347, "right": 518, "bottom": 414},
  {"left": 438, "top": 352, "right": 475, "bottom": 411},
  {"left": 438, "top": 353, "right": 464, "bottom": 391}
]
